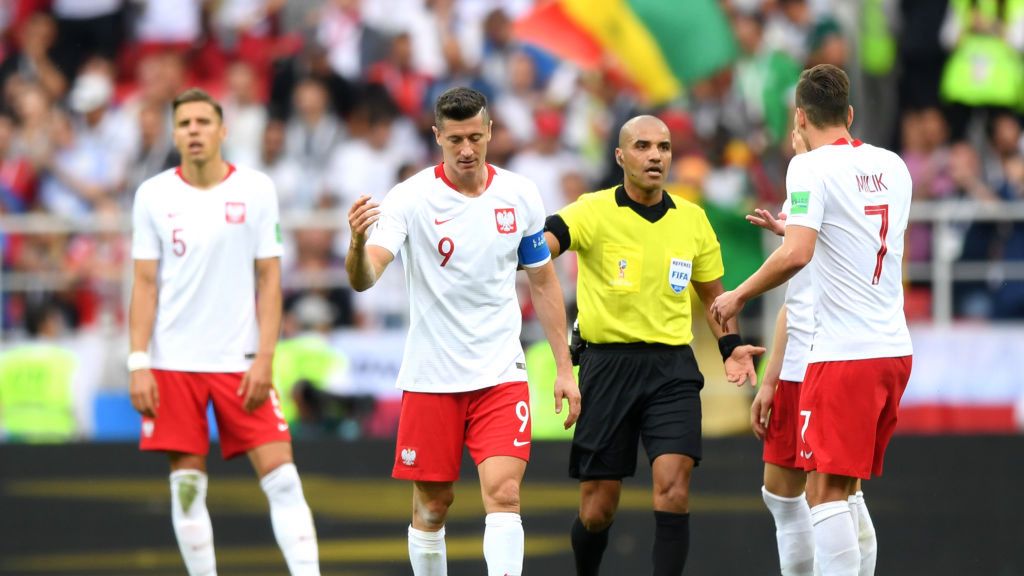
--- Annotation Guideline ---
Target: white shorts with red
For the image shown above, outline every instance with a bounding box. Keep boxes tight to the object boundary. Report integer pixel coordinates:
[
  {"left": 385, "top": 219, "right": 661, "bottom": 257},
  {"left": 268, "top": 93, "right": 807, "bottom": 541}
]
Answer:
[
  {"left": 763, "top": 379, "right": 802, "bottom": 470},
  {"left": 393, "top": 381, "right": 531, "bottom": 482},
  {"left": 798, "top": 356, "right": 912, "bottom": 480},
  {"left": 139, "top": 369, "right": 291, "bottom": 460}
]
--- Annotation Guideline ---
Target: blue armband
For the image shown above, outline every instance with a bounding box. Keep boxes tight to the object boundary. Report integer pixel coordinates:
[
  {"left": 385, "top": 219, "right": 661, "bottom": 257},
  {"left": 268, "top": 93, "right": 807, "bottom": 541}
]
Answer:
[{"left": 518, "top": 230, "right": 551, "bottom": 267}]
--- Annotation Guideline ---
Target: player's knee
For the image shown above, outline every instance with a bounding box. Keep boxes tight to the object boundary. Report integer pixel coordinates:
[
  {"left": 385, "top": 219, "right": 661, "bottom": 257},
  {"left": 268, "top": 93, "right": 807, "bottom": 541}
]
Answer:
[
  {"left": 653, "top": 480, "right": 689, "bottom": 513},
  {"left": 579, "top": 504, "right": 616, "bottom": 531},
  {"left": 416, "top": 492, "right": 454, "bottom": 528},
  {"left": 484, "top": 477, "right": 521, "bottom": 511}
]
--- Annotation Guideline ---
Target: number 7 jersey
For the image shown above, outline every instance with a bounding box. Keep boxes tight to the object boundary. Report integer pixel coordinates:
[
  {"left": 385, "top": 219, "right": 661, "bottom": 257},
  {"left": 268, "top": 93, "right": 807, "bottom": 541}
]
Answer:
[
  {"left": 367, "top": 163, "right": 550, "bottom": 393},
  {"left": 784, "top": 139, "right": 913, "bottom": 363}
]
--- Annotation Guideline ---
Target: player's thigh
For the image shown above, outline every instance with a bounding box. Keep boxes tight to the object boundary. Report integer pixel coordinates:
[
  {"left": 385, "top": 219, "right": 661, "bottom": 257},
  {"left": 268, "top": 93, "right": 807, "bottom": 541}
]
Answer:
[
  {"left": 640, "top": 347, "right": 704, "bottom": 466},
  {"left": 799, "top": 361, "right": 885, "bottom": 479},
  {"left": 209, "top": 374, "right": 291, "bottom": 460},
  {"left": 570, "top": 347, "right": 645, "bottom": 480},
  {"left": 763, "top": 380, "right": 804, "bottom": 471},
  {"left": 393, "top": 390, "right": 469, "bottom": 482},
  {"left": 141, "top": 369, "right": 212, "bottom": 456},
  {"left": 477, "top": 455, "right": 527, "bottom": 513},
  {"left": 871, "top": 356, "right": 913, "bottom": 478},
  {"left": 465, "top": 381, "right": 532, "bottom": 466},
  {"left": 763, "top": 462, "right": 807, "bottom": 498}
]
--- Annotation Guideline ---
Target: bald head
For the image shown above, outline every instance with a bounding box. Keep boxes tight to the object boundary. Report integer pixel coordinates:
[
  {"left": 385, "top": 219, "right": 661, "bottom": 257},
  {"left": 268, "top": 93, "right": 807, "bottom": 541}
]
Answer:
[
  {"left": 618, "top": 115, "right": 669, "bottom": 148},
  {"left": 615, "top": 115, "right": 672, "bottom": 197}
]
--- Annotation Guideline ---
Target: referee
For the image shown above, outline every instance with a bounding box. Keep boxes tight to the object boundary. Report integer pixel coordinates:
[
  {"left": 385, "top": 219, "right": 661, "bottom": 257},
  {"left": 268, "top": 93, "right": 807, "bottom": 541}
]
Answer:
[{"left": 544, "top": 115, "right": 765, "bottom": 576}]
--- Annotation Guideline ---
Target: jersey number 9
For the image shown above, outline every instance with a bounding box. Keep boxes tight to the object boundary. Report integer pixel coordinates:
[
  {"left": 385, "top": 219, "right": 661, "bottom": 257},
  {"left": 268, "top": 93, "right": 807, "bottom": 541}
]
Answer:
[{"left": 437, "top": 237, "right": 454, "bottom": 267}]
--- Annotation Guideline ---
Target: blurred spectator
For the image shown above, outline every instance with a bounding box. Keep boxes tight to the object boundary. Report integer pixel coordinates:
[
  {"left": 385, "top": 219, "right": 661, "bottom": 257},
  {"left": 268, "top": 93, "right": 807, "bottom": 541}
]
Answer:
[
  {"left": 64, "top": 199, "right": 128, "bottom": 328},
  {"left": 902, "top": 107, "right": 955, "bottom": 262},
  {"left": 366, "top": 31, "right": 432, "bottom": 120},
  {"left": 254, "top": 119, "right": 304, "bottom": 210},
  {"left": 423, "top": 35, "right": 494, "bottom": 131},
  {"left": 0, "top": 298, "right": 83, "bottom": 442},
  {"left": 508, "top": 108, "right": 579, "bottom": 211},
  {"left": 214, "top": 0, "right": 288, "bottom": 81},
  {"left": 284, "top": 227, "right": 355, "bottom": 329},
  {"left": 726, "top": 7, "right": 801, "bottom": 150},
  {"left": 763, "top": 0, "right": 814, "bottom": 63},
  {"left": 493, "top": 49, "right": 542, "bottom": 145},
  {"left": 222, "top": 61, "right": 268, "bottom": 167},
  {"left": 0, "top": 12, "right": 67, "bottom": 99},
  {"left": 68, "top": 69, "right": 137, "bottom": 189},
  {"left": 284, "top": 76, "right": 342, "bottom": 203},
  {"left": 0, "top": 112, "right": 37, "bottom": 213},
  {"left": 37, "top": 111, "right": 121, "bottom": 218},
  {"left": 124, "top": 102, "right": 178, "bottom": 196},
  {"left": 133, "top": 0, "right": 204, "bottom": 50},
  {"left": 51, "top": 0, "right": 125, "bottom": 80},
  {"left": 316, "top": 0, "right": 389, "bottom": 81}
]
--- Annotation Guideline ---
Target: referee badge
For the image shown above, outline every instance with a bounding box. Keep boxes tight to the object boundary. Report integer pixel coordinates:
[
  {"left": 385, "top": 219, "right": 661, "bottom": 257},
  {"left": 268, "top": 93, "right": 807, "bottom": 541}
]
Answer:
[{"left": 669, "top": 259, "right": 692, "bottom": 293}]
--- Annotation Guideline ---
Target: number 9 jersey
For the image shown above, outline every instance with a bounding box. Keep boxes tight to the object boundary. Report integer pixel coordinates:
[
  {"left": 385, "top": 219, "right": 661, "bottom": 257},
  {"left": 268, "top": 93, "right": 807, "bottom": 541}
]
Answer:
[
  {"left": 784, "top": 138, "right": 913, "bottom": 362},
  {"left": 367, "top": 163, "right": 550, "bottom": 393}
]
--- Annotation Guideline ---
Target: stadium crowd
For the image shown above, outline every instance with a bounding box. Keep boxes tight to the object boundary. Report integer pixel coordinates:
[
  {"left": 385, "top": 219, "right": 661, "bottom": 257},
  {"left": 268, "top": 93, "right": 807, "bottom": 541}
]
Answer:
[{"left": 2, "top": 0, "right": 1024, "bottom": 439}]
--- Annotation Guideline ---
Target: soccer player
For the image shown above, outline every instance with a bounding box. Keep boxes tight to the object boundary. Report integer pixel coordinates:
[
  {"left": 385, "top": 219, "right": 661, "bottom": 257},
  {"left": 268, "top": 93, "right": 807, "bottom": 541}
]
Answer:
[
  {"left": 128, "top": 88, "right": 320, "bottom": 576},
  {"left": 345, "top": 86, "right": 580, "bottom": 576},
  {"left": 543, "top": 115, "right": 765, "bottom": 575},
  {"left": 712, "top": 64, "right": 913, "bottom": 575}
]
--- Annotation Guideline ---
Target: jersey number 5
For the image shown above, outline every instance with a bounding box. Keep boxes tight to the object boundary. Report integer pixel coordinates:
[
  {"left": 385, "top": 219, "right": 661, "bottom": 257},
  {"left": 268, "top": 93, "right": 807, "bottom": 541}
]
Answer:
[
  {"left": 172, "top": 228, "right": 186, "bottom": 257},
  {"left": 863, "top": 205, "right": 888, "bottom": 285}
]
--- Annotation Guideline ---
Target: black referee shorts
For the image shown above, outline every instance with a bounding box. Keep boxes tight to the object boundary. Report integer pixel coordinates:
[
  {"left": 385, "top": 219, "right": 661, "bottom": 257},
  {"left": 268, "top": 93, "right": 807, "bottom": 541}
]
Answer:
[{"left": 569, "top": 343, "right": 704, "bottom": 481}]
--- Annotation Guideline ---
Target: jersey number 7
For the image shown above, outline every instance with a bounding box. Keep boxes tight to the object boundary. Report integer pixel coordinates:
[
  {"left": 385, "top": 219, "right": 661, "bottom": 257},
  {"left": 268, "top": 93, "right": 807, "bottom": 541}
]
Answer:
[{"left": 863, "top": 205, "right": 888, "bottom": 285}]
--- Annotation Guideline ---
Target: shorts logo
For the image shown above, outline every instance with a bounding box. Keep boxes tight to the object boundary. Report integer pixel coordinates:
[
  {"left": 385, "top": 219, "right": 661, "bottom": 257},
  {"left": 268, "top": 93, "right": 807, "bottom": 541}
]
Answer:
[
  {"left": 225, "top": 202, "right": 246, "bottom": 223},
  {"left": 513, "top": 439, "right": 530, "bottom": 447},
  {"left": 142, "top": 420, "right": 155, "bottom": 438},
  {"left": 401, "top": 447, "right": 417, "bottom": 466},
  {"left": 790, "top": 192, "right": 810, "bottom": 215},
  {"left": 669, "top": 259, "right": 692, "bottom": 294},
  {"left": 495, "top": 208, "right": 517, "bottom": 234}
]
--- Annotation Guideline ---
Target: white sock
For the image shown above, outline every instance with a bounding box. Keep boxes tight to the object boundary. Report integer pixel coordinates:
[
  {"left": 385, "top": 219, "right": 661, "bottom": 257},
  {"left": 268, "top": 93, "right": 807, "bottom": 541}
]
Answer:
[
  {"left": 483, "top": 512, "right": 524, "bottom": 576},
  {"left": 810, "top": 501, "right": 860, "bottom": 576},
  {"left": 260, "top": 463, "right": 320, "bottom": 575},
  {"left": 854, "top": 492, "right": 877, "bottom": 576},
  {"left": 409, "top": 525, "right": 448, "bottom": 575},
  {"left": 170, "top": 470, "right": 217, "bottom": 576},
  {"left": 762, "top": 487, "right": 815, "bottom": 576}
]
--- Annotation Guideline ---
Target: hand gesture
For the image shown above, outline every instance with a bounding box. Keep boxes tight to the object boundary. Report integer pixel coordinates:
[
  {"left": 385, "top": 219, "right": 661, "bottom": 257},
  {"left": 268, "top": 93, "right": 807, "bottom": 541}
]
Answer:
[
  {"left": 750, "top": 377, "right": 776, "bottom": 440},
  {"left": 711, "top": 290, "right": 746, "bottom": 328},
  {"left": 746, "top": 209, "right": 787, "bottom": 236},
  {"left": 724, "top": 344, "right": 766, "bottom": 388},
  {"left": 239, "top": 356, "right": 273, "bottom": 412},
  {"left": 348, "top": 195, "right": 380, "bottom": 248},
  {"left": 553, "top": 369, "right": 582, "bottom": 429},
  {"left": 130, "top": 369, "right": 160, "bottom": 418}
]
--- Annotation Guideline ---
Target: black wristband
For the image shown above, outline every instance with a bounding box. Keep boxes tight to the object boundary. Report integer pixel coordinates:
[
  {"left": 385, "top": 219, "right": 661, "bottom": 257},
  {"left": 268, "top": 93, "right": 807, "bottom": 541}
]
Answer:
[{"left": 718, "top": 333, "right": 743, "bottom": 361}]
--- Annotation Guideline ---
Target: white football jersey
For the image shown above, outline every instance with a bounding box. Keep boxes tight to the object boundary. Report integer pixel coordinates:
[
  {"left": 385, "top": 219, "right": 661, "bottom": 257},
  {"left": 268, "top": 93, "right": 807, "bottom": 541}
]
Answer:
[
  {"left": 785, "top": 139, "right": 913, "bottom": 362},
  {"left": 368, "top": 164, "right": 549, "bottom": 393},
  {"left": 779, "top": 199, "right": 814, "bottom": 382},
  {"left": 131, "top": 165, "right": 283, "bottom": 372}
]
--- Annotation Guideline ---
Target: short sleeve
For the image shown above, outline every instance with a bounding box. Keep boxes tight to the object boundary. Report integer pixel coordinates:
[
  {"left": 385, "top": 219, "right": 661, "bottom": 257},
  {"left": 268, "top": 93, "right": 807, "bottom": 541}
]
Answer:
[
  {"left": 255, "top": 174, "right": 284, "bottom": 259},
  {"left": 522, "top": 179, "right": 546, "bottom": 235},
  {"left": 366, "top": 183, "right": 408, "bottom": 257},
  {"left": 784, "top": 156, "right": 825, "bottom": 232},
  {"left": 131, "top": 184, "right": 161, "bottom": 260},
  {"left": 692, "top": 207, "right": 724, "bottom": 282},
  {"left": 557, "top": 195, "right": 593, "bottom": 252}
]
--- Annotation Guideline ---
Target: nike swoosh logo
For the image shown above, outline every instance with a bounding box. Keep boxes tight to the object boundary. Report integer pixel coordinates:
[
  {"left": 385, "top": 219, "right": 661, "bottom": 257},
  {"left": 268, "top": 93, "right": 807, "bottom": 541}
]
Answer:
[
  {"left": 434, "top": 217, "right": 454, "bottom": 225},
  {"left": 513, "top": 439, "right": 530, "bottom": 447},
  {"left": 800, "top": 450, "right": 813, "bottom": 459},
  {"left": 278, "top": 423, "right": 289, "bottom": 432}
]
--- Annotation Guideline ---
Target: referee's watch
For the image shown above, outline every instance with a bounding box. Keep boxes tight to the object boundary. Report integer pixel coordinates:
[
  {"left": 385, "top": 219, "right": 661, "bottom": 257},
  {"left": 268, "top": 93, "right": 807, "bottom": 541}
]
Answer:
[{"left": 718, "top": 334, "right": 743, "bottom": 361}]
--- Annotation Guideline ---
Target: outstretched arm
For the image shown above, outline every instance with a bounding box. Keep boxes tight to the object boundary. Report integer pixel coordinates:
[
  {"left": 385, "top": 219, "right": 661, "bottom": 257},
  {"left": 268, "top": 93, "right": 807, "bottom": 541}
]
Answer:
[
  {"left": 346, "top": 195, "right": 395, "bottom": 291},
  {"left": 524, "top": 261, "right": 581, "bottom": 429},
  {"left": 692, "top": 278, "right": 766, "bottom": 388}
]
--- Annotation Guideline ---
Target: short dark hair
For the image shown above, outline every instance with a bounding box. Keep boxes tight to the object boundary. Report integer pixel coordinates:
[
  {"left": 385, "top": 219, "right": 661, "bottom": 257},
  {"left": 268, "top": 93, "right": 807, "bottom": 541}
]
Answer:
[
  {"left": 795, "top": 64, "right": 849, "bottom": 128},
  {"left": 172, "top": 88, "right": 223, "bottom": 120},
  {"left": 434, "top": 87, "right": 488, "bottom": 126}
]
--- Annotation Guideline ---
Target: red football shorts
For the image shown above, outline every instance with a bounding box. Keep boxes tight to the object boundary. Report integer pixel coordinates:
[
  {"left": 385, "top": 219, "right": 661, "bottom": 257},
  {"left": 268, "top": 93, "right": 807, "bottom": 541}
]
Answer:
[
  {"left": 392, "top": 381, "right": 531, "bottom": 482},
  {"left": 798, "top": 356, "right": 912, "bottom": 479},
  {"left": 139, "top": 369, "right": 291, "bottom": 460},
  {"left": 763, "top": 379, "right": 802, "bottom": 469}
]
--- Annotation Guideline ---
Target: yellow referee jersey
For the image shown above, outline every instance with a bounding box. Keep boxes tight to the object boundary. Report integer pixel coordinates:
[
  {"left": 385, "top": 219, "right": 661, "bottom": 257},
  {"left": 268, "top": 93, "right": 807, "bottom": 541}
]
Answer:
[{"left": 558, "top": 186, "right": 724, "bottom": 346}]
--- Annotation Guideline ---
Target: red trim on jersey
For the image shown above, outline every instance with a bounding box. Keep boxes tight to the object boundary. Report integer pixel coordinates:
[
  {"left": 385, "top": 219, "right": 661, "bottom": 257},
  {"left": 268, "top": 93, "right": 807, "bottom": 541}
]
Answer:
[
  {"left": 830, "top": 137, "right": 863, "bottom": 147},
  {"left": 434, "top": 163, "right": 497, "bottom": 192},
  {"left": 175, "top": 163, "right": 237, "bottom": 186}
]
